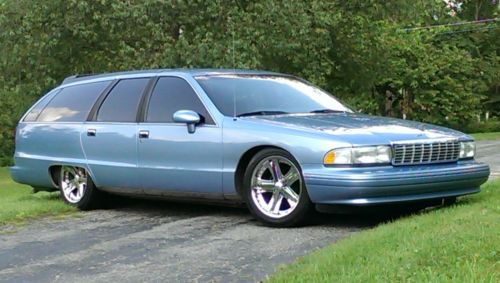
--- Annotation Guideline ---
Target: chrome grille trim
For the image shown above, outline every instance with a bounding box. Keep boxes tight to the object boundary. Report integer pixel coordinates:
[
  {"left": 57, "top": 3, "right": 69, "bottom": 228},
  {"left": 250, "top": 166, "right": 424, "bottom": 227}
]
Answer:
[{"left": 392, "top": 139, "right": 459, "bottom": 166}]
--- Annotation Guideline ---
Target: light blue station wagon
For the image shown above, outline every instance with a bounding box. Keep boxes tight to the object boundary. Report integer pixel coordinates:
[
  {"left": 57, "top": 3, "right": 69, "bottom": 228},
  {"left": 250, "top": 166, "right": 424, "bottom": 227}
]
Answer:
[{"left": 11, "top": 69, "right": 490, "bottom": 226}]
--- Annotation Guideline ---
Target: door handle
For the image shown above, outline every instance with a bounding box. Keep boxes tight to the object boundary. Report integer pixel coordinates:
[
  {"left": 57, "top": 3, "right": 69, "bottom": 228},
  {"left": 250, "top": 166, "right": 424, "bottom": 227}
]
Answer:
[
  {"left": 87, "top": 129, "right": 96, "bottom": 137},
  {"left": 139, "top": 130, "right": 149, "bottom": 139}
]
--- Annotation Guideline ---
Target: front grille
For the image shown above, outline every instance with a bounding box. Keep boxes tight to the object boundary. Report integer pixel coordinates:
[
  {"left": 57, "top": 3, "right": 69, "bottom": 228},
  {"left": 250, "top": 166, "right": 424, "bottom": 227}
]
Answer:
[{"left": 392, "top": 140, "right": 460, "bottom": 166}]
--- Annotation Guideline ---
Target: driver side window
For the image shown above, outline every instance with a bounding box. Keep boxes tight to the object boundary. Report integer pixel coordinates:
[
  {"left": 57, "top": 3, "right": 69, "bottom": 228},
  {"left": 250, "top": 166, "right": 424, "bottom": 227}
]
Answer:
[{"left": 146, "top": 77, "right": 214, "bottom": 124}]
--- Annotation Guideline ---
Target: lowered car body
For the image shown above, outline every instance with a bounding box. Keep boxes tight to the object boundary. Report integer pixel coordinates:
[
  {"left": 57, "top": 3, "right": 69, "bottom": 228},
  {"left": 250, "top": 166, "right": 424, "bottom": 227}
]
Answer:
[
  {"left": 11, "top": 69, "right": 490, "bottom": 226},
  {"left": 224, "top": 114, "right": 489, "bottom": 204}
]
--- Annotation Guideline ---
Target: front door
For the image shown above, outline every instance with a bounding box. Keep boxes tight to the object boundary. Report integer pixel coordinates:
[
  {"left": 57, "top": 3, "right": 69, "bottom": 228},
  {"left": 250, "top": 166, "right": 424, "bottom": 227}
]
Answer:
[{"left": 138, "top": 77, "right": 223, "bottom": 196}]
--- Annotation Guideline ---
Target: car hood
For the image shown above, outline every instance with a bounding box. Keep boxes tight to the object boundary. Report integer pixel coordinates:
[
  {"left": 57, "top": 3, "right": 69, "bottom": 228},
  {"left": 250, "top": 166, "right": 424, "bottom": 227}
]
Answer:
[{"left": 247, "top": 113, "right": 469, "bottom": 146}]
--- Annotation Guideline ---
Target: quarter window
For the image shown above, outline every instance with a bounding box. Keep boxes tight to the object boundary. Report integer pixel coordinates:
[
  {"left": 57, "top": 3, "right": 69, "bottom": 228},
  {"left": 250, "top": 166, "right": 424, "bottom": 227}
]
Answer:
[
  {"left": 37, "top": 81, "right": 110, "bottom": 122},
  {"left": 97, "top": 78, "right": 149, "bottom": 122},
  {"left": 146, "top": 77, "right": 213, "bottom": 124},
  {"left": 24, "top": 89, "right": 61, "bottom": 122}
]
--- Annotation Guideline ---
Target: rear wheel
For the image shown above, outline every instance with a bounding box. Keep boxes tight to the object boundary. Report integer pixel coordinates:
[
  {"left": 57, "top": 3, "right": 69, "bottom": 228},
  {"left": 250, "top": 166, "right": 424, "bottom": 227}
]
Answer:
[
  {"left": 243, "top": 148, "right": 312, "bottom": 227},
  {"left": 59, "top": 166, "right": 103, "bottom": 210}
]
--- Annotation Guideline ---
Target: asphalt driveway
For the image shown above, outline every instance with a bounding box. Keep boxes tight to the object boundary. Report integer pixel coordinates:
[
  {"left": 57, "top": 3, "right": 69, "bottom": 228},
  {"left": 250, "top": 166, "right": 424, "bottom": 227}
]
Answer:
[
  {"left": 475, "top": 140, "right": 500, "bottom": 179},
  {"left": 0, "top": 141, "right": 498, "bottom": 283}
]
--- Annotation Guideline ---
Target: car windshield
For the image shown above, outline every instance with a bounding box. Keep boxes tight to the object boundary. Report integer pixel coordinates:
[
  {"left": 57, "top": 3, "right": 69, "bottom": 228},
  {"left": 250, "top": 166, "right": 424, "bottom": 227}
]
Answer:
[{"left": 195, "top": 75, "right": 352, "bottom": 117}]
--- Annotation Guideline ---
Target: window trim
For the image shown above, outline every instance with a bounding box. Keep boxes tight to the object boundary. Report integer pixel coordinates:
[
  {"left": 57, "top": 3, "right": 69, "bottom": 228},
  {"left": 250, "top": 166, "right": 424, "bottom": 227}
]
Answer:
[
  {"left": 86, "top": 79, "right": 118, "bottom": 121},
  {"left": 140, "top": 75, "right": 217, "bottom": 126},
  {"left": 89, "top": 77, "right": 153, "bottom": 123},
  {"left": 137, "top": 77, "right": 159, "bottom": 122}
]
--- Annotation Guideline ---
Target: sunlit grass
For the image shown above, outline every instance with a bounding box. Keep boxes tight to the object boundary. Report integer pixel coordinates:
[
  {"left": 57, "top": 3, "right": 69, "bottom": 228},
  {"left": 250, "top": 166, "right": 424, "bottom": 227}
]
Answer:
[
  {"left": 0, "top": 167, "right": 76, "bottom": 228},
  {"left": 471, "top": 132, "right": 500, "bottom": 141},
  {"left": 268, "top": 180, "right": 500, "bottom": 282}
]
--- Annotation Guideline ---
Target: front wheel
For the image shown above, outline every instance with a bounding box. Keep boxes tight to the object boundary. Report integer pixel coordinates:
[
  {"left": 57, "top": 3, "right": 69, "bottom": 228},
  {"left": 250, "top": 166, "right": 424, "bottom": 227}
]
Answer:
[
  {"left": 243, "top": 148, "right": 313, "bottom": 227},
  {"left": 59, "top": 166, "right": 103, "bottom": 210}
]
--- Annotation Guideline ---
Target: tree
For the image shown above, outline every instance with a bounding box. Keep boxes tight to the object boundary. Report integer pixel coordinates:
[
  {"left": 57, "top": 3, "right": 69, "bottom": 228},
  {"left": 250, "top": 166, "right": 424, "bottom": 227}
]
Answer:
[{"left": 0, "top": 0, "right": 498, "bottom": 164}]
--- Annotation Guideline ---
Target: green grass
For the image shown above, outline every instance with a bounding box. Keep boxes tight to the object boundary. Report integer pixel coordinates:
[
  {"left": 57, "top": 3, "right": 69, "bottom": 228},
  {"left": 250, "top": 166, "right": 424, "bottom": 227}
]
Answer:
[
  {"left": 471, "top": 132, "right": 500, "bottom": 141},
  {"left": 0, "top": 167, "right": 75, "bottom": 227},
  {"left": 268, "top": 180, "right": 500, "bottom": 283}
]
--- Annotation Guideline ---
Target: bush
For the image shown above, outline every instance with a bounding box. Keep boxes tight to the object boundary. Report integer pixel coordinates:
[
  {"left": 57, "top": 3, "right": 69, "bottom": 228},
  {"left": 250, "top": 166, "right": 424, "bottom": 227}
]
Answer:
[{"left": 0, "top": 89, "right": 36, "bottom": 166}]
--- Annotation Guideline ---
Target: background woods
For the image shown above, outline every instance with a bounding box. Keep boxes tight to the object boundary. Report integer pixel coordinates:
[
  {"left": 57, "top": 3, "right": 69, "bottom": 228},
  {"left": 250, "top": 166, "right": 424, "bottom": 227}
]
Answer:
[{"left": 0, "top": 0, "right": 499, "bottom": 165}]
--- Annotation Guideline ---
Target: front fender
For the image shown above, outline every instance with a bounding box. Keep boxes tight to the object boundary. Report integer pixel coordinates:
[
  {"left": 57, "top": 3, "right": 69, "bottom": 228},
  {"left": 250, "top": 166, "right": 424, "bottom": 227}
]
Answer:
[{"left": 221, "top": 117, "right": 348, "bottom": 197}]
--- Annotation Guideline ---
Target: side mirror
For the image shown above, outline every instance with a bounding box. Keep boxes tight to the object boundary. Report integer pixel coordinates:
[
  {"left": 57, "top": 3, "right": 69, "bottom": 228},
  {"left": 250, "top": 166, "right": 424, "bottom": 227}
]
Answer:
[{"left": 173, "top": 110, "right": 201, "bottom": 134}]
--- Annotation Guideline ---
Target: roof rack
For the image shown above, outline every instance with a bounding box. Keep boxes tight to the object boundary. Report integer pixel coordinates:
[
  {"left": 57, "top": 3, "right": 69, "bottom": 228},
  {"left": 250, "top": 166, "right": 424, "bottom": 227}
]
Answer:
[
  {"left": 62, "top": 73, "right": 98, "bottom": 84},
  {"left": 59, "top": 69, "right": 281, "bottom": 86}
]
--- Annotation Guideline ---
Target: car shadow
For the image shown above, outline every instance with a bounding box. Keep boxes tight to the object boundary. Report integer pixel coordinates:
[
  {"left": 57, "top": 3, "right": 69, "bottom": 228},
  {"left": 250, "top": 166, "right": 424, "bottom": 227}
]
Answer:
[{"left": 97, "top": 194, "right": 457, "bottom": 230}]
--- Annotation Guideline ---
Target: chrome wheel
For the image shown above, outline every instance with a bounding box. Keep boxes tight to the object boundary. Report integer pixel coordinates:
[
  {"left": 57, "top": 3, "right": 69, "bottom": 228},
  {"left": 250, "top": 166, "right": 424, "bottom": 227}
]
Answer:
[
  {"left": 250, "top": 156, "right": 302, "bottom": 219},
  {"left": 60, "top": 166, "right": 87, "bottom": 204}
]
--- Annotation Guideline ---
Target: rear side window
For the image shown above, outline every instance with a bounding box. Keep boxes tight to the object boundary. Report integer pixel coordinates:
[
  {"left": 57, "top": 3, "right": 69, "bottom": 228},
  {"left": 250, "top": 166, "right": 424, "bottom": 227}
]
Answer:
[
  {"left": 37, "top": 81, "right": 110, "bottom": 122},
  {"left": 146, "top": 77, "right": 214, "bottom": 124},
  {"left": 24, "top": 89, "right": 61, "bottom": 122},
  {"left": 97, "top": 78, "right": 149, "bottom": 122}
]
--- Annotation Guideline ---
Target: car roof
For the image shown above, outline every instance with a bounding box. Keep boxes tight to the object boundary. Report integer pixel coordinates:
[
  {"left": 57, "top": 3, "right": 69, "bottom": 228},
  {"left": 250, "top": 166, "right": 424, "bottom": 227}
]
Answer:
[{"left": 61, "top": 68, "right": 284, "bottom": 86}]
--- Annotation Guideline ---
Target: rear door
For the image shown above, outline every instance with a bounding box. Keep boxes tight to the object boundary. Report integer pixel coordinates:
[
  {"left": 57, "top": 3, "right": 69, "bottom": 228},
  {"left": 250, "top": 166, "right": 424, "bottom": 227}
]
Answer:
[
  {"left": 137, "top": 76, "right": 223, "bottom": 196},
  {"left": 81, "top": 78, "right": 151, "bottom": 192}
]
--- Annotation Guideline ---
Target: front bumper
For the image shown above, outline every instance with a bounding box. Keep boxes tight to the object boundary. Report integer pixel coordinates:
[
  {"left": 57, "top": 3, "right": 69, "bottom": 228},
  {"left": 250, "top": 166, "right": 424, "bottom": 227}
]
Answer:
[{"left": 303, "top": 160, "right": 490, "bottom": 205}]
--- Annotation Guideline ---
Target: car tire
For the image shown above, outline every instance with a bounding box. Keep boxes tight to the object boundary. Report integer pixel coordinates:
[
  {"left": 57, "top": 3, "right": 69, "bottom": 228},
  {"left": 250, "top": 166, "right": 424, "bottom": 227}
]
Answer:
[
  {"left": 59, "top": 166, "right": 103, "bottom": 210},
  {"left": 243, "top": 148, "right": 313, "bottom": 227}
]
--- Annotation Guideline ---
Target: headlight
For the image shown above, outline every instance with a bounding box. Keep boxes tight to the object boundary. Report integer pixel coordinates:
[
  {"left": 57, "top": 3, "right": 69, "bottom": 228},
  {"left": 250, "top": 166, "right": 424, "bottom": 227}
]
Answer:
[
  {"left": 324, "top": 146, "right": 392, "bottom": 165},
  {"left": 459, "top": 141, "right": 475, "bottom": 159}
]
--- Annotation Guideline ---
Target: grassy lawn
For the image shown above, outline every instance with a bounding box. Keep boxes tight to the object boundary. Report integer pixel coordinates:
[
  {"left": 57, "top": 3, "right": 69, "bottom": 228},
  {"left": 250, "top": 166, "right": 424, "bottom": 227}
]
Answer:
[
  {"left": 268, "top": 180, "right": 500, "bottom": 283},
  {"left": 471, "top": 132, "right": 500, "bottom": 141},
  {"left": 0, "top": 167, "right": 75, "bottom": 227}
]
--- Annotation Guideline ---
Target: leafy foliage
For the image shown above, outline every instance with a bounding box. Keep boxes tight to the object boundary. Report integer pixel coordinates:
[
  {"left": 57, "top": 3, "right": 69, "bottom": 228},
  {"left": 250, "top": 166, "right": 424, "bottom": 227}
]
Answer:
[{"left": 0, "top": 0, "right": 498, "bottom": 165}]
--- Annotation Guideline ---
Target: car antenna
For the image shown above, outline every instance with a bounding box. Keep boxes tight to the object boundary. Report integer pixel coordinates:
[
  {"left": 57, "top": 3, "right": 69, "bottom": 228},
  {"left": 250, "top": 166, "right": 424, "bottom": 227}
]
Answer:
[{"left": 231, "top": 12, "right": 237, "bottom": 121}]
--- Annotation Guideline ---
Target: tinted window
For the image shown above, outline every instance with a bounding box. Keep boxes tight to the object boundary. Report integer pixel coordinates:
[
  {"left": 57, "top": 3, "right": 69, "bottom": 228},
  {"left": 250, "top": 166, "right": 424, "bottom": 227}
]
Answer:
[
  {"left": 195, "top": 75, "right": 351, "bottom": 116},
  {"left": 146, "top": 77, "right": 214, "bottom": 124},
  {"left": 97, "top": 78, "right": 149, "bottom": 122},
  {"left": 24, "top": 89, "right": 61, "bottom": 122},
  {"left": 37, "top": 81, "right": 110, "bottom": 122}
]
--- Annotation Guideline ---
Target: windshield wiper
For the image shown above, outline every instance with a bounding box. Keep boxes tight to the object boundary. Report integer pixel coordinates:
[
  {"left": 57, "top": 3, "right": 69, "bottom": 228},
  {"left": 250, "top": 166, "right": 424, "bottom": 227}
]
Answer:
[
  {"left": 309, "top": 109, "right": 346, "bottom": 114},
  {"left": 237, "top": 111, "right": 289, "bottom": 117}
]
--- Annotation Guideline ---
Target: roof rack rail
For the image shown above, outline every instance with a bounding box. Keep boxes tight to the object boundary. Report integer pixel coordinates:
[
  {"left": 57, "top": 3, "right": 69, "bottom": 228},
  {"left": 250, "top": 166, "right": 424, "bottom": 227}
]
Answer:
[{"left": 62, "top": 73, "right": 97, "bottom": 84}]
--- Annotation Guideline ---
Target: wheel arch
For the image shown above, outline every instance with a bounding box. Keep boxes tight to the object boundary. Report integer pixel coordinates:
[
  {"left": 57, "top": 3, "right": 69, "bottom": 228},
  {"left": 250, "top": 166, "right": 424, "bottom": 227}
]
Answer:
[
  {"left": 234, "top": 145, "right": 295, "bottom": 197},
  {"left": 48, "top": 165, "right": 61, "bottom": 189},
  {"left": 48, "top": 164, "right": 96, "bottom": 189}
]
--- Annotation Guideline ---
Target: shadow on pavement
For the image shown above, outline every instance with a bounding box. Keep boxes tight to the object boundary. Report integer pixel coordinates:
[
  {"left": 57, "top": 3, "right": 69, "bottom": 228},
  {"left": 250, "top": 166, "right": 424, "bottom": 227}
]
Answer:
[{"left": 98, "top": 193, "right": 454, "bottom": 230}]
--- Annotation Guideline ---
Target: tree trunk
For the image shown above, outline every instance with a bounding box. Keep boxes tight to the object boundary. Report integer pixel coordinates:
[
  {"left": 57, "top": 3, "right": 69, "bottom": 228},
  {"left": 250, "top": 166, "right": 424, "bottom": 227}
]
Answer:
[
  {"left": 385, "top": 89, "right": 396, "bottom": 117},
  {"left": 475, "top": 0, "right": 483, "bottom": 21},
  {"left": 401, "top": 88, "right": 413, "bottom": 120}
]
